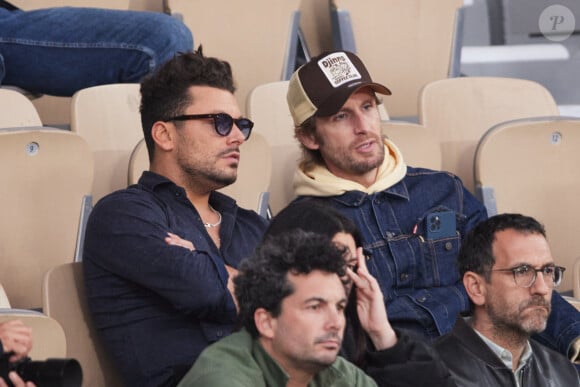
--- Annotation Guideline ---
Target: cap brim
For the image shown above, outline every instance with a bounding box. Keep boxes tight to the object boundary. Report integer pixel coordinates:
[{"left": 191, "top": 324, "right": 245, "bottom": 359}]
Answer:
[{"left": 315, "top": 82, "right": 392, "bottom": 117}]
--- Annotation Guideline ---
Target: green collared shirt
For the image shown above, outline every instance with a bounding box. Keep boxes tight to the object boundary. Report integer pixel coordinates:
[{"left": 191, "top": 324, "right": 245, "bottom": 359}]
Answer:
[{"left": 178, "top": 329, "right": 377, "bottom": 387}]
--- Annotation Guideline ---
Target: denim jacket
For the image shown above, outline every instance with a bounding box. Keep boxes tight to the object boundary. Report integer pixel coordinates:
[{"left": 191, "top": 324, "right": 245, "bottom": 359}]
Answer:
[
  {"left": 297, "top": 166, "right": 580, "bottom": 356},
  {"left": 83, "top": 171, "right": 268, "bottom": 387}
]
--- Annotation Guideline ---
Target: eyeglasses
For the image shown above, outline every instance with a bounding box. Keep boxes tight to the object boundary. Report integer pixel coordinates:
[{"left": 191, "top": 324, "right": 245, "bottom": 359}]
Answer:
[
  {"left": 492, "top": 264, "right": 565, "bottom": 288},
  {"left": 165, "top": 113, "right": 253, "bottom": 140}
]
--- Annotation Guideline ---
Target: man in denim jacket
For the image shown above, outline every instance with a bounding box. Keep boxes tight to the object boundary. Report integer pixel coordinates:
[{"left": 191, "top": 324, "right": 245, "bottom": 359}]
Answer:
[{"left": 286, "top": 50, "right": 580, "bottom": 363}]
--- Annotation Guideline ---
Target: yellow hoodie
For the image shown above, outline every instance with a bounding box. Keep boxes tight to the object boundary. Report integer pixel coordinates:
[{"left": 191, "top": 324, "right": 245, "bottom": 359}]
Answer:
[{"left": 293, "top": 139, "right": 407, "bottom": 197}]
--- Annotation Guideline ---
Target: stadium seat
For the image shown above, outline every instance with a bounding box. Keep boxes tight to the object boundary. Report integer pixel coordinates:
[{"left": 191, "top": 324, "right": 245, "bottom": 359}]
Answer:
[
  {"left": 0, "top": 128, "right": 93, "bottom": 309},
  {"left": 382, "top": 121, "right": 441, "bottom": 171},
  {"left": 0, "top": 88, "right": 42, "bottom": 127},
  {"left": 0, "top": 284, "right": 10, "bottom": 308},
  {"left": 0, "top": 310, "right": 66, "bottom": 359},
  {"left": 43, "top": 262, "right": 124, "bottom": 387},
  {"left": 165, "top": 0, "right": 302, "bottom": 113},
  {"left": 419, "top": 76, "right": 560, "bottom": 193},
  {"left": 128, "top": 133, "right": 272, "bottom": 218},
  {"left": 246, "top": 81, "right": 299, "bottom": 215},
  {"left": 474, "top": 116, "right": 580, "bottom": 292},
  {"left": 71, "top": 83, "right": 143, "bottom": 204},
  {"left": 331, "top": 0, "right": 464, "bottom": 119}
]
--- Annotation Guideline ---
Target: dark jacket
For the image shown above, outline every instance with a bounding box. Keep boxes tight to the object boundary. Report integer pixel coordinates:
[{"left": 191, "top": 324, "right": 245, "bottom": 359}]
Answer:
[
  {"left": 343, "top": 328, "right": 455, "bottom": 387},
  {"left": 434, "top": 318, "right": 580, "bottom": 387},
  {"left": 83, "top": 171, "right": 268, "bottom": 387}
]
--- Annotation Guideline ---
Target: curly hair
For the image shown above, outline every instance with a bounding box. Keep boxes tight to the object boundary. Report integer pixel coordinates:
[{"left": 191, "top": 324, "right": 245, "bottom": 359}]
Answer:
[
  {"left": 234, "top": 229, "right": 347, "bottom": 338},
  {"left": 139, "top": 47, "right": 236, "bottom": 161},
  {"left": 457, "top": 213, "right": 546, "bottom": 281}
]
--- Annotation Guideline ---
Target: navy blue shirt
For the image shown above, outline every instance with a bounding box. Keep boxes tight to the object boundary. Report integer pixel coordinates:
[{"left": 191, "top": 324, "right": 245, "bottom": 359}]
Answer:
[{"left": 83, "top": 171, "right": 268, "bottom": 387}]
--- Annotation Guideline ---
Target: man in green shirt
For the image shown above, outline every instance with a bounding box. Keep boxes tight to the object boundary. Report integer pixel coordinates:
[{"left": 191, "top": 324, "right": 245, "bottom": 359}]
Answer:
[{"left": 178, "top": 230, "right": 377, "bottom": 387}]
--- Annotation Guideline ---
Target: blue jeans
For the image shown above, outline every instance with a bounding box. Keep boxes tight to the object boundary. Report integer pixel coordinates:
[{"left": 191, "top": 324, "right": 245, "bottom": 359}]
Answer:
[{"left": 0, "top": 7, "right": 193, "bottom": 96}]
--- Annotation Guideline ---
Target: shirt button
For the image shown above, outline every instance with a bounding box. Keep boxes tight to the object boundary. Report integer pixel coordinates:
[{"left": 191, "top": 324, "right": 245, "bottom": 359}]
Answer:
[
  {"left": 417, "top": 296, "right": 427, "bottom": 303},
  {"left": 400, "top": 273, "right": 409, "bottom": 281},
  {"left": 444, "top": 241, "right": 453, "bottom": 251}
]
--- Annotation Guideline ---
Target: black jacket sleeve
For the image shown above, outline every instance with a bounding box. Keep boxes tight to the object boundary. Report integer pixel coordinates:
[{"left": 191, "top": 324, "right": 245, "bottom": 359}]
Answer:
[{"left": 364, "top": 329, "right": 457, "bottom": 387}]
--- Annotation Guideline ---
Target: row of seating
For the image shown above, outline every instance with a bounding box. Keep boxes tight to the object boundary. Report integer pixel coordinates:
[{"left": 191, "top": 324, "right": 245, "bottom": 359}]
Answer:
[
  {"left": 3, "top": 72, "right": 580, "bottom": 293},
  {"left": 0, "top": 262, "right": 124, "bottom": 386}
]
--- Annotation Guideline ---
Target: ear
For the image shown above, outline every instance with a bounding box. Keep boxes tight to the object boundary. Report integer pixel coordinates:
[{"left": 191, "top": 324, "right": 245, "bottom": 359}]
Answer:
[
  {"left": 254, "top": 308, "right": 276, "bottom": 339},
  {"left": 463, "top": 271, "right": 487, "bottom": 307},
  {"left": 296, "top": 128, "right": 320, "bottom": 151},
  {"left": 151, "top": 121, "right": 175, "bottom": 152}
]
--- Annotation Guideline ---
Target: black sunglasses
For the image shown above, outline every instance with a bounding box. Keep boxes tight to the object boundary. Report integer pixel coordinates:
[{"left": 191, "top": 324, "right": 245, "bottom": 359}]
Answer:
[{"left": 166, "top": 113, "right": 253, "bottom": 140}]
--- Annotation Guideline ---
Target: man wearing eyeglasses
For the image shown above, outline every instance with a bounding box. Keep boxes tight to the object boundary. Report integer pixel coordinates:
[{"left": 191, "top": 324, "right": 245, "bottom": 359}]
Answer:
[
  {"left": 83, "top": 49, "right": 268, "bottom": 387},
  {"left": 435, "top": 214, "right": 579, "bottom": 386}
]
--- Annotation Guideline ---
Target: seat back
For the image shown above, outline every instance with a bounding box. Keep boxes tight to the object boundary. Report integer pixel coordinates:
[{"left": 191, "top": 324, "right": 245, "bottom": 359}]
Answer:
[
  {"left": 419, "top": 76, "right": 559, "bottom": 192},
  {"left": 474, "top": 117, "right": 580, "bottom": 292},
  {"left": 0, "top": 128, "right": 93, "bottom": 309},
  {"left": 0, "top": 310, "right": 66, "bottom": 359},
  {"left": 246, "top": 81, "right": 300, "bottom": 215},
  {"left": 43, "top": 262, "right": 124, "bottom": 387},
  {"left": 332, "top": 0, "right": 464, "bottom": 118},
  {"left": 165, "top": 0, "right": 301, "bottom": 113},
  {"left": 71, "top": 83, "right": 143, "bottom": 204},
  {"left": 0, "top": 284, "right": 10, "bottom": 308},
  {"left": 381, "top": 121, "right": 441, "bottom": 170},
  {"left": 0, "top": 88, "right": 42, "bottom": 127},
  {"left": 128, "top": 133, "right": 272, "bottom": 216}
]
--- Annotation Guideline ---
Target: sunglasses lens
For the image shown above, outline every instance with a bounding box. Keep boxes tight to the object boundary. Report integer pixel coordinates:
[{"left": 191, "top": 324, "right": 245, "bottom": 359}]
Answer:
[
  {"left": 236, "top": 119, "right": 254, "bottom": 140},
  {"left": 214, "top": 114, "right": 234, "bottom": 136}
]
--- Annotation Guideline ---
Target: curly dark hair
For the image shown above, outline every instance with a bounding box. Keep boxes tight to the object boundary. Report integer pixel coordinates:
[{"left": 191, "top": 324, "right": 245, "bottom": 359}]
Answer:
[
  {"left": 457, "top": 213, "right": 546, "bottom": 281},
  {"left": 234, "top": 229, "right": 347, "bottom": 338},
  {"left": 139, "top": 46, "right": 236, "bottom": 161}
]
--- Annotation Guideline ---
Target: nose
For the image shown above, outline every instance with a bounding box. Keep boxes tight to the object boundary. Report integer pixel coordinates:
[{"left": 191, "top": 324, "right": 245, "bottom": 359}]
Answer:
[
  {"left": 229, "top": 123, "right": 246, "bottom": 144},
  {"left": 325, "top": 306, "right": 345, "bottom": 332},
  {"left": 531, "top": 270, "right": 551, "bottom": 296},
  {"left": 352, "top": 111, "right": 372, "bottom": 135}
]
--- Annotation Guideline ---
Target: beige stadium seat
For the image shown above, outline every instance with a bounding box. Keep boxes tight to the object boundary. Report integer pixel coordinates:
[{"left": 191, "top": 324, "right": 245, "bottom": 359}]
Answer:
[
  {"left": 246, "top": 81, "right": 300, "bottom": 215},
  {"left": 0, "top": 128, "right": 93, "bottom": 309},
  {"left": 43, "top": 262, "right": 124, "bottom": 387},
  {"left": 382, "top": 121, "right": 441, "bottom": 171},
  {"left": 419, "top": 77, "right": 559, "bottom": 193},
  {"left": 128, "top": 133, "right": 272, "bottom": 217},
  {"left": 0, "top": 88, "right": 42, "bottom": 127},
  {"left": 71, "top": 83, "right": 143, "bottom": 204},
  {"left": 0, "top": 284, "right": 10, "bottom": 308},
  {"left": 474, "top": 117, "right": 580, "bottom": 292},
  {"left": 165, "top": 0, "right": 301, "bottom": 113},
  {"left": 0, "top": 311, "right": 66, "bottom": 359},
  {"left": 332, "top": 0, "right": 463, "bottom": 119},
  {"left": 127, "top": 138, "right": 148, "bottom": 185}
]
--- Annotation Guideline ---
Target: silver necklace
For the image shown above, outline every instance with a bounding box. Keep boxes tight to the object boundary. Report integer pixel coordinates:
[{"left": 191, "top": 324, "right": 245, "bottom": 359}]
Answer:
[{"left": 203, "top": 205, "right": 222, "bottom": 228}]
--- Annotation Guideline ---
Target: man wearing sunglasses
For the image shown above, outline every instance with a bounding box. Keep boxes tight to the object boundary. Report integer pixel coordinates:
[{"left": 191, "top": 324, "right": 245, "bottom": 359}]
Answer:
[
  {"left": 83, "top": 49, "right": 268, "bottom": 387},
  {"left": 435, "top": 214, "right": 579, "bottom": 386}
]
